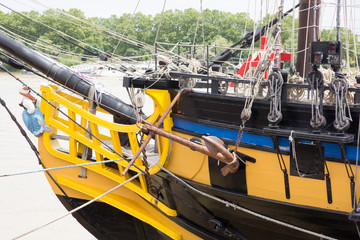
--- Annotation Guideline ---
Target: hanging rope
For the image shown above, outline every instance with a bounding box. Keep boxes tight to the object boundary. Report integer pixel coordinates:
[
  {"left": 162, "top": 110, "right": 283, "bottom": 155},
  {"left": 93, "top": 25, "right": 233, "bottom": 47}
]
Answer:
[{"left": 289, "top": 131, "right": 305, "bottom": 177}]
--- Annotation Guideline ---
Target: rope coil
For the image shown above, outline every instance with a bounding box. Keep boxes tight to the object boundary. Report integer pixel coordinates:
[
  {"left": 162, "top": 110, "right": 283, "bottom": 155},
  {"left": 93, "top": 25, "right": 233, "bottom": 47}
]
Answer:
[
  {"left": 307, "top": 66, "right": 326, "bottom": 130},
  {"left": 330, "top": 73, "right": 352, "bottom": 131}
]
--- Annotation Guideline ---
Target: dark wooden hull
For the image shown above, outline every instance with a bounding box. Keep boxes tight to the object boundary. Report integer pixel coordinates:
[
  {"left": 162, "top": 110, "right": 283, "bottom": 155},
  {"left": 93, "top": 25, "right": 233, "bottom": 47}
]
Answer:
[{"left": 58, "top": 171, "right": 360, "bottom": 240}]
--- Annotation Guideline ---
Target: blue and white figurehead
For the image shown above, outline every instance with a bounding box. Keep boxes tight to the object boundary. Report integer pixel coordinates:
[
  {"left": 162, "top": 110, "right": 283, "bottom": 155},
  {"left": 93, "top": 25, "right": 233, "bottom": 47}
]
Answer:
[{"left": 19, "top": 86, "right": 51, "bottom": 137}]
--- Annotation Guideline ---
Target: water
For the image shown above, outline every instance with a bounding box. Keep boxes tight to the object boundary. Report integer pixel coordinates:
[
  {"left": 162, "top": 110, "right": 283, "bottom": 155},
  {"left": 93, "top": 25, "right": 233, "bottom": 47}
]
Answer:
[{"left": 0, "top": 72, "right": 140, "bottom": 240}]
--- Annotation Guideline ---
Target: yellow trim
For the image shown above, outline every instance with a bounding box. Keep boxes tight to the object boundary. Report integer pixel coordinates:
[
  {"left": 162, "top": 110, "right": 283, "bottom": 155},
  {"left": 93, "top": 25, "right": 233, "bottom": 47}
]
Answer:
[{"left": 57, "top": 176, "right": 182, "bottom": 240}]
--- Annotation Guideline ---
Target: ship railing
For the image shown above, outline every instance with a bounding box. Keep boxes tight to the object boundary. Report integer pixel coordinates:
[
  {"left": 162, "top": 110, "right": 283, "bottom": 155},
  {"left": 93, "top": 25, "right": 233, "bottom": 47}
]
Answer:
[
  {"left": 39, "top": 84, "right": 176, "bottom": 216},
  {"left": 123, "top": 72, "right": 360, "bottom": 106}
]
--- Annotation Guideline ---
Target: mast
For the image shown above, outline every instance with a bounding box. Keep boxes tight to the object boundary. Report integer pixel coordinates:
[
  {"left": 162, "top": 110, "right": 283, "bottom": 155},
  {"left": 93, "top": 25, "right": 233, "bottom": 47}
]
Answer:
[
  {"left": 296, "top": 0, "right": 321, "bottom": 77},
  {"left": 336, "top": 0, "right": 341, "bottom": 42}
]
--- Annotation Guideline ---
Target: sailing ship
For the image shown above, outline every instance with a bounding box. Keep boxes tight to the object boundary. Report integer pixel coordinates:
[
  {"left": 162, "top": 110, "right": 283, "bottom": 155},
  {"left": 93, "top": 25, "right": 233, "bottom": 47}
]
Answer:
[{"left": 1, "top": 0, "right": 360, "bottom": 239}]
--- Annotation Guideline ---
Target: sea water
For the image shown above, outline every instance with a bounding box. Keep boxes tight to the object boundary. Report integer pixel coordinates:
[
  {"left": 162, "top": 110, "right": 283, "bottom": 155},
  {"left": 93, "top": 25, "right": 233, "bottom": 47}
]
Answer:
[{"left": 0, "top": 72, "right": 147, "bottom": 240}]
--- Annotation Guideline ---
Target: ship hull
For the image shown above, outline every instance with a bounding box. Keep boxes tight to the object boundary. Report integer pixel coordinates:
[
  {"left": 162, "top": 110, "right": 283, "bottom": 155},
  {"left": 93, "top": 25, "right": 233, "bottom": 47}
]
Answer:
[
  {"left": 36, "top": 85, "right": 360, "bottom": 240},
  {"left": 57, "top": 195, "right": 172, "bottom": 240},
  {"left": 57, "top": 174, "right": 360, "bottom": 240}
]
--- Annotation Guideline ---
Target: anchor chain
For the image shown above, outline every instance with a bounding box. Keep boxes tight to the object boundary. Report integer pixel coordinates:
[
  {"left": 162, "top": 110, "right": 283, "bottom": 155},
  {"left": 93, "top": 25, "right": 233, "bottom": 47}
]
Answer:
[
  {"left": 233, "top": 124, "right": 244, "bottom": 154},
  {"left": 0, "top": 97, "right": 68, "bottom": 197},
  {"left": 306, "top": 66, "right": 326, "bottom": 130},
  {"left": 130, "top": 87, "right": 158, "bottom": 197},
  {"left": 139, "top": 131, "right": 157, "bottom": 197},
  {"left": 267, "top": 70, "right": 283, "bottom": 124},
  {"left": 330, "top": 72, "right": 352, "bottom": 131}
]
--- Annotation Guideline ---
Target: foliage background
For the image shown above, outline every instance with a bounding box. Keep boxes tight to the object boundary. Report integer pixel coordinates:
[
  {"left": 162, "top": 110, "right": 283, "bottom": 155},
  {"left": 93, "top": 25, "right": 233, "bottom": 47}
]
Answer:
[{"left": 0, "top": 8, "right": 358, "bottom": 67}]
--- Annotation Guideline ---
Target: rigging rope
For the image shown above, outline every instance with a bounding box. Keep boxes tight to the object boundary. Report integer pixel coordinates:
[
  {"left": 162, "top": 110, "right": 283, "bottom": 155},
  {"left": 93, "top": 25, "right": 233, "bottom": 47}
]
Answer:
[
  {"left": 111, "top": 0, "right": 141, "bottom": 56},
  {"left": 0, "top": 68, "right": 230, "bottom": 239},
  {"left": 154, "top": 0, "right": 167, "bottom": 48},
  {"left": 0, "top": 3, "right": 106, "bottom": 58},
  {"left": 268, "top": 0, "right": 284, "bottom": 125},
  {"left": 192, "top": 0, "right": 202, "bottom": 53},
  {"left": 0, "top": 25, "right": 95, "bottom": 64},
  {"left": 0, "top": 66, "right": 133, "bottom": 165},
  {"left": 351, "top": 0, "right": 359, "bottom": 72},
  {"left": 29, "top": 0, "right": 155, "bottom": 54},
  {"left": 0, "top": 23, "right": 73, "bottom": 55},
  {"left": 343, "top": 0, "right": 351, "bottom": 72},
  {"left": 200, "top": 0, "right": 205, "bottom": 47},
  {"left": 238, "top": 0, "right": 251, "bottom": 62},
  {"left": 307, "top": 66, "right": 326, "bottom": 129},
  {"left": 0, "top": 65, "right": 210, "bottom": 232},
  {"left": 302, "top": 0, "right": 312, "bottom": 79},
  {"left": 3, "top": 1, "right": 155, "bottom": 69},
  {"left": 330, "top": 72, "right": 352, "bottom": 131},
  {"left": 290, "top": 0, "right": 296, "bottom": 72},
  {"left": 26, "top": 0, "right": 217, "bottom": 76}
]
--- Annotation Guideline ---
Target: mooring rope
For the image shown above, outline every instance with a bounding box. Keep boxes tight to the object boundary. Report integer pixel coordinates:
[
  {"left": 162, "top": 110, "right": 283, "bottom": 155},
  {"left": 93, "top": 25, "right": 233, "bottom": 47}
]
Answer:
[
  {"left": 0, "top": 158, "right": 125, "bottom": 178},
  {"left": 156, "top": 163, "right": 337, "bottom": 240},
  {"left": 12, "top": 172, "right": 142, "bottom": 240}
]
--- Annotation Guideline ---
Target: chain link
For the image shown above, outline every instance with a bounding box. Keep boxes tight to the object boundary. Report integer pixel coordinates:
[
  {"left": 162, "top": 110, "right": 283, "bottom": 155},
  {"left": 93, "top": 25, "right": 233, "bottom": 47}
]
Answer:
[{"left": 139, "top": 132, "right": 157, "bottom": 197}]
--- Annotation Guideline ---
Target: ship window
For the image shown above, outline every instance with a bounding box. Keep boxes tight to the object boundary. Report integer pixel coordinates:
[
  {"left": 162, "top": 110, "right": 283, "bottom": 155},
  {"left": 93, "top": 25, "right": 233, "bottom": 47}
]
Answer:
[{"left": 290, "top": 141, "right": 325, "bottom": 180}]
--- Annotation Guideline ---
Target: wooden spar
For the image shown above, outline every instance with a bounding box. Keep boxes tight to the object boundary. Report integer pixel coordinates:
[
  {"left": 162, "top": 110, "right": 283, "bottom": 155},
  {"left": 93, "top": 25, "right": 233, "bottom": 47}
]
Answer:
[
  {"left": 0, "top": 32, "right": 139, "bottom": 124},
  {"left": 296, "top": 0, "right": 321, "bottom": 77},
  {"left": 121, "top": 88, "right": 191, "bottom": 176}
]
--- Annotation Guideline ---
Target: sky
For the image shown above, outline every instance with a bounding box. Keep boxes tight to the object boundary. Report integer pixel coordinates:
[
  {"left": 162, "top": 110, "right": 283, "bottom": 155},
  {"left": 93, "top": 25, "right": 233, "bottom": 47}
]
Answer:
[
  {"left": 0, "top": 0, "right": 359, "bottom": 33},
  {"left": 0, "top": 0, "right": 302, "bottom": 18}
]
